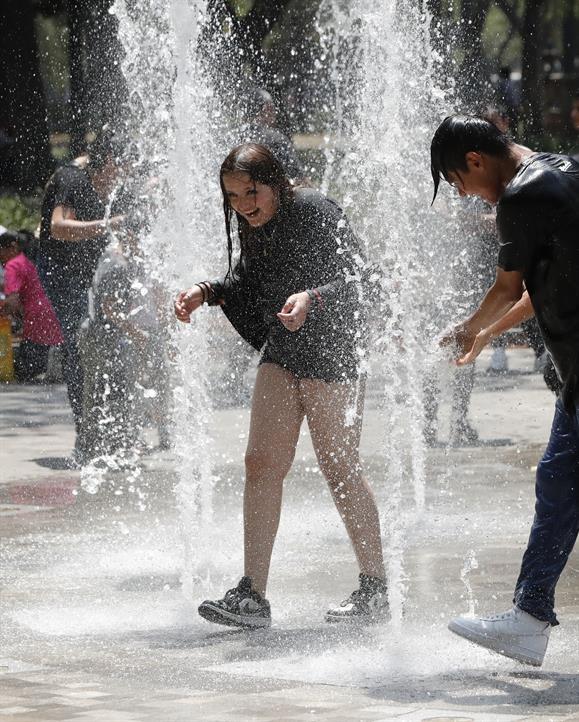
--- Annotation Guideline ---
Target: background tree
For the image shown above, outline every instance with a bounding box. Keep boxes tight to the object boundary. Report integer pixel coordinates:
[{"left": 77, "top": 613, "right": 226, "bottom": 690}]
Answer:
[
  {"left": 458, "top": 0, "right": 494, "bottom": 107},
  {"left": 66, "top": 0, "right": 126, "bottom": 154},
  {"left": 494, "top": 0, "right": 548, "bottom": 139},
  {"left": 0, "top": 0, "right": 52, "bottom": 190},
  {"left": 1, "top": 0, "right": 578, "bottom": 193}
]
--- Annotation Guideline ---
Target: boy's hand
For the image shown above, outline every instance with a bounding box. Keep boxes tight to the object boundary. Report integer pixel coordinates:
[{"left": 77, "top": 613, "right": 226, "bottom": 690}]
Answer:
[
  {"left": 439, "top": 322, "right": 477, "bottom": 359},
  {"left": 456, "top": 328, "right": 491, "bottom": 366}
]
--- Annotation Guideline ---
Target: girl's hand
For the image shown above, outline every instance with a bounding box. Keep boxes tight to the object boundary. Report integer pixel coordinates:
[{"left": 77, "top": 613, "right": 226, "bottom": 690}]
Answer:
[
  {"left": 277, "top": 291, "right": 311, "bottom": 331},
  {"left": 174, "top": 286, "right": 204, "bottom": 323}
]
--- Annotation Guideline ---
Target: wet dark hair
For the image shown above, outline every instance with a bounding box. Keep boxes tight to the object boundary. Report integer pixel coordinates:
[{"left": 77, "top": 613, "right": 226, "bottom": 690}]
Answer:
[
  {"left": 0, "top": 229, "right": 36, "bottom": 259},
  {"left": 220, "top": 143, "right": 293, "bottom": 279},
  {"left": 430, "top": 115, "right": 513, "bottom": 203},
  {"left": 0, "top": 230, "right": 24, "bottom": 249},
  {"left": 88, "top": 124, "right": 127, "bottom": 170}
]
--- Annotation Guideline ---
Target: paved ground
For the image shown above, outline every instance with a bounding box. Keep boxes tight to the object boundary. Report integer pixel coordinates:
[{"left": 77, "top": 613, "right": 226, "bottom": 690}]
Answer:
[{"left": 1, "top": 348, "right": 578, "bottom": 722}]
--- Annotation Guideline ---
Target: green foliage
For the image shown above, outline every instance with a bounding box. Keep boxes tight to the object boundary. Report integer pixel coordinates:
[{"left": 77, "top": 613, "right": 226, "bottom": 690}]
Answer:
[
  {"left": 229, "top": 0, "right": 254, "bottom": 17},
  {"left": 0, "top": 195, "right": 41, "bottom": 234},
  {"left": 483, "top": 5, "right": 522, "bottom": 68},
  {"left": 35, "top": 14, "right": 70, "bottom": 96}
]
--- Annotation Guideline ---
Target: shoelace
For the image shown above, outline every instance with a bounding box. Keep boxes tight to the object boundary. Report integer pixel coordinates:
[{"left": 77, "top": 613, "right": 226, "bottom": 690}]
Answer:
[
  {"left": 483, "top": 610, "right": 517, "bottom": 622},
  {"left": 343, "top": 586, "right": 377, "bottom": 605},
  {"left": 223, "top": 585, "right": 247, "bottom": 606},
  {"left": 223, "top": 580, "right": 256, "bottom": 606}
]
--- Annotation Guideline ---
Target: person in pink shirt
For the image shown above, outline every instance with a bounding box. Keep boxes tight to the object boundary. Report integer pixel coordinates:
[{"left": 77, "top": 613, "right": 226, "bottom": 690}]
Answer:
[{"left": 0, "top": 230, "right": 63, "bottom": 381}]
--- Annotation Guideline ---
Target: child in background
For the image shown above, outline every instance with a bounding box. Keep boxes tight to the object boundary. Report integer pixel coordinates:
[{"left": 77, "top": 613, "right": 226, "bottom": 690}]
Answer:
[{"left": 0, "top": 230, "right": 63, "bottom": 381}]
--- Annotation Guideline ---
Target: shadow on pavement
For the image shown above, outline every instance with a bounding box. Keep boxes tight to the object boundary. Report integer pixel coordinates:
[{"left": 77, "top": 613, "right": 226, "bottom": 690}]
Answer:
[
  {"left": 33, "top": 456, "right": 73, "bottom": 470},
  {"left": 368, "top": 669, "right": 579, "bottom": 710},
  {"left": 145, "top": 622, "right": 377, "bottom": 657}
]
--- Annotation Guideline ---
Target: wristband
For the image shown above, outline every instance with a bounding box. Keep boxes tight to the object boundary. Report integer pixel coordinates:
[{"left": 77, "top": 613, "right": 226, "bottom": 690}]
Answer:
[
  {"left": 312, "top": 288, "right": 323, "bottom": 310},
  {"left": 198, "top": 281, "right": 215, "bottom": 305},
  {"left": 202, "top": 282, "right": 214, "bottom": 304},
  {"left": 305, "top": 289, "right": 316, "bottom": 306},
  {"left": 194, "top": 283, "right": 207, "bottom": 303}
]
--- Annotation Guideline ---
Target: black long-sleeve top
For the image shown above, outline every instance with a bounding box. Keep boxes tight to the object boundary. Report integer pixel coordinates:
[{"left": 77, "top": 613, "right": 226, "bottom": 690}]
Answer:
[{"left": 209, "top": 188, "right": 368, "bottom": 382}]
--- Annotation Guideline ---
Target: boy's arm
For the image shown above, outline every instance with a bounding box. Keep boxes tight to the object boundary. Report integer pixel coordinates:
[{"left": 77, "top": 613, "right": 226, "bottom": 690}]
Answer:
[
  {"left": 51, "top": 205, "right": 125, "bottom": 241},
  {"left": 456, "top": 290, "right": 534, "bottom": 365},
  {"left": 441, "top": 268, "right": 525, "bottom": 356}
]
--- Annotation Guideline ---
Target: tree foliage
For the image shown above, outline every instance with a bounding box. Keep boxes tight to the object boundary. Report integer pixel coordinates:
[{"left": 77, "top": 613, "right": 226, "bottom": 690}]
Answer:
[
  {"left": 430, "top": 0, "right": 579, "bottom": 140},
  {"left": 1, "top": 0, "right": 578, "bottom": 191}
]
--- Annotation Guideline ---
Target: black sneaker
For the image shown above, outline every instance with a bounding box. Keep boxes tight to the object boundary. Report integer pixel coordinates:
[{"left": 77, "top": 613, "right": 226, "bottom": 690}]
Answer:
[
  {"left": 198, "top": 576, "right": 271, "bottom": 629},
  {"left": 325, "top": 574, "right": 389, "bottom": 623}
]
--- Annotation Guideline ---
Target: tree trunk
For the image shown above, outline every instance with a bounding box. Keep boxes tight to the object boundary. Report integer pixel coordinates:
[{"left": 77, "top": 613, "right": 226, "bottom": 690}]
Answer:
[
  {"left": 458, "top": 0, "right": 492, "bottom": 109},
  {"left": 520, "top": 0, "right": 546, "bottom": 141},
  {"left": 0, "top": 0, "right": 52, "bottom": 190},
  {"left": 562, "top": 0, "right": 576, "bottom": 75},
  {"left": 67, "top": 0, "right": 125, "bottom": 155},
  {"left": 67, "top": 0, "right": 89, "bottom": 153},
  {"left": 202, "top": 0, "right": 293, "bottom": 89}
]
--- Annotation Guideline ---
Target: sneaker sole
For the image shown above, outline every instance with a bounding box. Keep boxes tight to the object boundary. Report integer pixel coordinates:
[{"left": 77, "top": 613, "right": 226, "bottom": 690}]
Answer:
[
  {"left": 448, "top": 618, "right": 544, "bottom": 667},
  {"left": 324, "top": 612, "right": 389, "bottom": 624},
  {"left": 198, "top": 602, "right": 271, "bottom": 629}
]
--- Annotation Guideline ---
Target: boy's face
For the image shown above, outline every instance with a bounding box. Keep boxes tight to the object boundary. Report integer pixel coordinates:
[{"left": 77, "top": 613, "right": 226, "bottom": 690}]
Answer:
[{"left": 446, "top": 152, "right": 503, "bottom": 205}]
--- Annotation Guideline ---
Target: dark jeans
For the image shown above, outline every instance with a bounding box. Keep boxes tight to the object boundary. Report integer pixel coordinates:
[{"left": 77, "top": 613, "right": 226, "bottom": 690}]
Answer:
[
  {"left": 514, "top": 399, "right": 579, "bottom": 625},
  {"left": 15, "top": 340, "right": 50, "bottom": 381},
  {"left": 42, "top": 280, "right": 88, "bottom": 434}
]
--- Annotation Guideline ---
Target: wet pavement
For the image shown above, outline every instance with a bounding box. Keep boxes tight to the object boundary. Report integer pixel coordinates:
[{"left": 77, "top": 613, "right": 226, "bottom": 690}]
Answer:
[{"left": 1, "top": 348, "right": 578, "bottom": 722}]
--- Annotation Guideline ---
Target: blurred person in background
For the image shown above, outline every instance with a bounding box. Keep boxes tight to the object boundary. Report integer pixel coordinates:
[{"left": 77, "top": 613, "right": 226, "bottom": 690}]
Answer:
[
  {"left": 496, "top": 66, "right": 519, "bottom": 127},
  {"left": 0, "top": 230, "right": 63, "bottom": 381},
  {"left": 37, "top": 126, "right": 128, "bottom": 464},
  {"left": 233, "top": 86, "right": 307, "bottom": 184},
  {"left": 80, "top": 228, "right": 171, "bottom": 462},
  {"left": 423, "top": 194, "right": 490, "bottom": 447}
]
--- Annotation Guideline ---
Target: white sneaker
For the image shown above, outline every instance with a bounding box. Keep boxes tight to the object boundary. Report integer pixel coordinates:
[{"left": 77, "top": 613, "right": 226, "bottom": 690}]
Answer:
[
  {"left": 448, "top": 607, "right": 550, "bottom": 666},
  {"left": 487, "top": 347, "right": 508, "bottom": 373}
]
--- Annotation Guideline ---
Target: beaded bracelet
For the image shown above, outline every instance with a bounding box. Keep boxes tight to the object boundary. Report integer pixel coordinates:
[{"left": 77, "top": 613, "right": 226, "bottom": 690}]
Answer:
[
  {"left": 194, "top": 283, "right": 208, "bottom": 303},
  {"left": 198, "top": 281, "right": 216, "bottom": 305},
  {"left": 312, "top": 288, "right": 323, "bottom": 310}
]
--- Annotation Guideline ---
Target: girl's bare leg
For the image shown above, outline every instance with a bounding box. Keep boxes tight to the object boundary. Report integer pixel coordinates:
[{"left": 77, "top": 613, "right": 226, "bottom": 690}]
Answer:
[
  {"left": 300, "top": 377, "right": 385, "bottom": 580},
  {"left": 244, "top": 363, "right": 304, "bottom": 596}
]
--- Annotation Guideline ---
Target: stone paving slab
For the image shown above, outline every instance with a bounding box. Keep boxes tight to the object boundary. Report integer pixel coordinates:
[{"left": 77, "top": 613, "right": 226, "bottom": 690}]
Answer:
[{"left": 1, "top": 349, "right": 579, "bottom": 721}]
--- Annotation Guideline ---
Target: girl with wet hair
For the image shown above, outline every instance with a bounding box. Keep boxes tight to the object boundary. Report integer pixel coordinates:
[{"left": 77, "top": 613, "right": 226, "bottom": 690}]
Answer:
[{"left": 175, "top": 143, "right": 387, "bottom": 628}]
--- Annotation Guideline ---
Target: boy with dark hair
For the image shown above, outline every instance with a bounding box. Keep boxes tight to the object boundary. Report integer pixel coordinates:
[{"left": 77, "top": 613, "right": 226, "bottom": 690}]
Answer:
[
  {"left": 430, "top": 115, "right": 579, "bottom": 666},
  {"left": 37, "top": 126, "right": 127, "bottom": 463}
]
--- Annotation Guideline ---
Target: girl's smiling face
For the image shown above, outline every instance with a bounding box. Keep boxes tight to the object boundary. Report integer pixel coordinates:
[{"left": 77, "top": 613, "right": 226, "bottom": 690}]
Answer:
[{"left": 222, "top": 171, "right": 279, "bottom": 227}]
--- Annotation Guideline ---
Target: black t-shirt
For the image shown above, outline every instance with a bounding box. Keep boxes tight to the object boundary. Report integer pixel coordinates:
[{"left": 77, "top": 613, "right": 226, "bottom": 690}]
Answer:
[
  {"left": 38, "top": 163, "right": 118, "bottom": 290},
  {"left": 210, "top": 188, "right": 369, "bottom": 382},
  {"left": 497, "top": 152, "right": 579, "bottom": 407}
]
